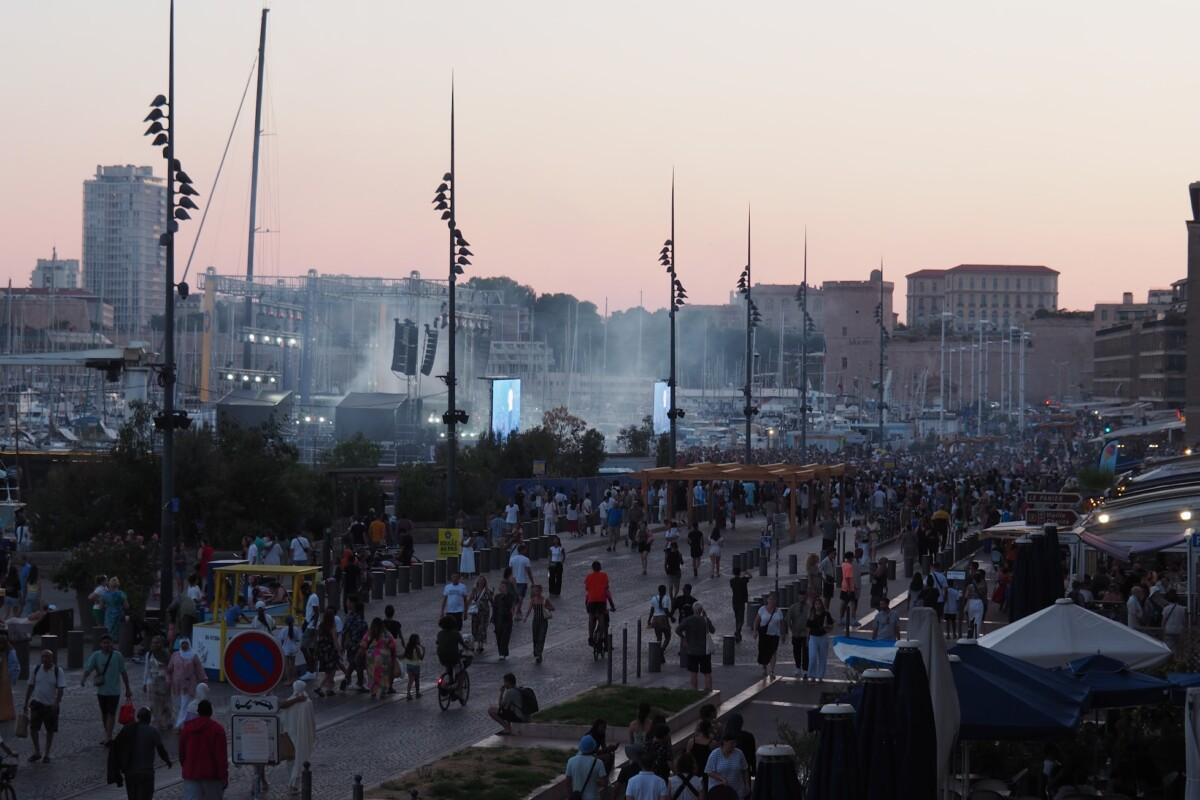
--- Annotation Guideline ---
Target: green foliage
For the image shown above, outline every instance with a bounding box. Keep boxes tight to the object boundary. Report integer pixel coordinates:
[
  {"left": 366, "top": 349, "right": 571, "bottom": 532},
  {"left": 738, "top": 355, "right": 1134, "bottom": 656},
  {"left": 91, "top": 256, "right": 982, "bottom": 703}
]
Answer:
[
  {"left": 321, "top": 433, "right": 383, "bottom": 517},
  {"left": 618, "top": 415, "right": 654, "bottom": 456},
  {"left": 52, "top": 530, "right": 157, "bottom": 618},
  {"left": 656, "top": 432, "right": 672, "bottom": 467},
  {"left": 534, "top": 685, "right": 705, "bottom": 724}
]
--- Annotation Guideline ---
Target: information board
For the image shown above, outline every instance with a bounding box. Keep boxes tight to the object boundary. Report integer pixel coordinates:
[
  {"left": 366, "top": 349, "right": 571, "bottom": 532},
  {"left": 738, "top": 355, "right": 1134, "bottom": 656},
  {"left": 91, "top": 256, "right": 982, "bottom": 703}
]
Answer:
[{"left": 232, "top": 714, "right": 278, "bottom": 765}]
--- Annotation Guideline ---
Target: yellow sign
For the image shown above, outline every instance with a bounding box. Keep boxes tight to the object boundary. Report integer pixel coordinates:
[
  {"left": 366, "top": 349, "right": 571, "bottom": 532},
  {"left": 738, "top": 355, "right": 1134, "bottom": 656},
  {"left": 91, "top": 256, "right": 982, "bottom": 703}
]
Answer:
[{"left": 437, "top": 528, "right": 463, "bottom": 558}]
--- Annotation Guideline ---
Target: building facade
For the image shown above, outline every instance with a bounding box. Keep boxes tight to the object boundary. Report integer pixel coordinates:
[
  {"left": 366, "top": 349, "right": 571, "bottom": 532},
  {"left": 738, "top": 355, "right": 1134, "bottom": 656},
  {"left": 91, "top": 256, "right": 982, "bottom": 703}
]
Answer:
[
  {"left": 1093, "top": 290, "right": 1173, "bottom": 331},
  {"left": 821, "top": 270, "right": 893, "bottom": 402},
  {"left": 1094, "top": 314, "right": 1187, "bottom": 407},
  {"left": 82, "top": 165, "right": 166, "bottom": 336},
  {"left": 728, "top": 283, "right": 826, "bottom": 338},
  {"left": 906, "top": 264, "right": 1059, "bottom": 331},
  {"left": 31, "top": 249, "right": 80, "bottom": 290}
]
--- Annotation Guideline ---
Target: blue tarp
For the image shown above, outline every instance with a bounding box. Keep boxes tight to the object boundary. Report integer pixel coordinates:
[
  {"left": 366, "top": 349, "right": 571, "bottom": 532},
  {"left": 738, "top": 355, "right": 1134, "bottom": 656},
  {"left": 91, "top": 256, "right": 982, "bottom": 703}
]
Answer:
[
  {"left": 1055, "top": 654, "right": 1173, "bottom": 709},
  {"left": 1167, "top": 672, "right": 1200, "bottom": 704},
  {"left": 950, "top": 642, "right": 1091, "bottom": 740}
]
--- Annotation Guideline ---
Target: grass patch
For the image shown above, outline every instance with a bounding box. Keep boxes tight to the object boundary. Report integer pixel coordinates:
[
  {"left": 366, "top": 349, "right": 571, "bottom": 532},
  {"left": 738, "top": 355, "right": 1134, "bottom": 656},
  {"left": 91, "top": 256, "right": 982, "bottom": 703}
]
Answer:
[
  {"left": 372, "top": 747, "right": 566, "bottom": 800},
  {"left": 533, "top": 685, "right": 706, "bottom": 726}
]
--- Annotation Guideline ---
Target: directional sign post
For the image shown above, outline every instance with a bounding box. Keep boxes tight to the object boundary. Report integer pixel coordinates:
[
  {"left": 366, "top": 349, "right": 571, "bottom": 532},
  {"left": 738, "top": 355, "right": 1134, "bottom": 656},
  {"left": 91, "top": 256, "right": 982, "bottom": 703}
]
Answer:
[{"left": 223, "top": 631, "right": 284, "bottom": 696}]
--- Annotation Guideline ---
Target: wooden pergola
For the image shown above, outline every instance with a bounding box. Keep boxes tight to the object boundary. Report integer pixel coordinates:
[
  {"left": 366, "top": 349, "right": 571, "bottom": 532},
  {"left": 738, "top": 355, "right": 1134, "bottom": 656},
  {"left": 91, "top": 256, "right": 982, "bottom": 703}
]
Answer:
[{"left": 631, "top": 461, "right": 855, "bottom": 540}]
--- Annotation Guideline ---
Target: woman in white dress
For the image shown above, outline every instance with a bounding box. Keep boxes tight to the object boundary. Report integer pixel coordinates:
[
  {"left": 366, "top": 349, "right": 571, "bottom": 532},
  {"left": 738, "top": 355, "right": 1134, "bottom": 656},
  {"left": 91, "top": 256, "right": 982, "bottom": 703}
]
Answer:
[
  {"left": 459, "top": 532, "right": 478, "bottom": 576},
  {"left": 708, "top": 529, "right": 723, "bottom": 578},
  {"left": 277, "top": 680, "right": 316, "bottom": 794}
]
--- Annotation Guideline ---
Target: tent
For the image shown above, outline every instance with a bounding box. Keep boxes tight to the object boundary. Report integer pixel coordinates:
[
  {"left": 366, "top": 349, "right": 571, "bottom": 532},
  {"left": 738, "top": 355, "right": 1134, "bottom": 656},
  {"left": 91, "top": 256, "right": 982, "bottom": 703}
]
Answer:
[
  {"left": 892, "top": 642, "right": 938, "bottom": 800},
  {"left": 908, "top": 608, "right": 959, "bottom": 787},
  {"left": 806, "top": 703, "right": 860, "bottom": 800},
  {"left": 1055, "top": 654, "right": 1173, "bottom": 708},
  {"left": 856, "top": 669, "right": 898, "bottom": 800},
  {"left": 979, "top": 598, "right": 1171, "bottom": 669},
  {"left": 949, "top": 641, "right": 1091, "bottom": 740}
]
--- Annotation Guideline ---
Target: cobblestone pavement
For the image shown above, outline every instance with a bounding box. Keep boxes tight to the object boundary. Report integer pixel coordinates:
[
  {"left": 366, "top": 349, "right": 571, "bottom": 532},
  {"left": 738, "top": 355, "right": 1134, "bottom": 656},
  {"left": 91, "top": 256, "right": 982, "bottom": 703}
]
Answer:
[{"left": 21, "top": 518, "right": 891, "bottom": 800}]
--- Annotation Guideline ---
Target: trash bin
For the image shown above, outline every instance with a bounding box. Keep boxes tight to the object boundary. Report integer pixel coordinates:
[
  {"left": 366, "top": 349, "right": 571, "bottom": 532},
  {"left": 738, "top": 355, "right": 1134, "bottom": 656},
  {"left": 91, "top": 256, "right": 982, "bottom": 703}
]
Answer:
[
  {"left": 753, "top": 744, "right": 801, "bottom": 800},
  {"left": 397, "top": 566, "right": 411, "bottom": 593},
  {"left": 647, "top": 642, "right": 663, "bottom": 673},
  {"left": 411, "top": 562, "right": 424, "bottom": 590},
  {"left": 788, "top": 554, "right": 798, "bottom": 575},
  {"left": 722, "top": 635, "right": 736, "bottom": 666}
]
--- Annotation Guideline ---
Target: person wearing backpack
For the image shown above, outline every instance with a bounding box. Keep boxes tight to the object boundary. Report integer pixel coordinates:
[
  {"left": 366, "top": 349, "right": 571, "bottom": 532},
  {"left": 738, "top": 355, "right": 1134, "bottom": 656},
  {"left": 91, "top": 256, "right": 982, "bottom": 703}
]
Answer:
[
  {"left": 487, "top": 672, "right": 529, "bottom": 735},
  {"left": 24, "top": 648, "right": 65, "bottom": 763},
  {"left": 667, "top": 753, "right": 702, "bottom": 800},
  {"left": 290, "top": 533, "right": 312, "bottom": 566},
  {"left": 565, "top": 734, "right": 608, "bottom": 800}
]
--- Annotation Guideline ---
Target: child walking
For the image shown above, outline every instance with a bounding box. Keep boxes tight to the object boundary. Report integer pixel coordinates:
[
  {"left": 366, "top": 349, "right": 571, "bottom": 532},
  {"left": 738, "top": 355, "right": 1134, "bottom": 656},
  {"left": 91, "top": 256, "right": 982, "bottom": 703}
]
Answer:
[{"left": 402, "top": 634, "right": 425, "bottom": 700}]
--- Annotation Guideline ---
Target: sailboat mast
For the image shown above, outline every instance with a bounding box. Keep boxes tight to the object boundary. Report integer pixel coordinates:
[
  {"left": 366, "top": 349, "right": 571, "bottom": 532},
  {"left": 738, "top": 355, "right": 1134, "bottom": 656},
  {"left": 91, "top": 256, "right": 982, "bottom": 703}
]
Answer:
[{"left": 242, "top": 8, "right": 269, "bottom": 371}]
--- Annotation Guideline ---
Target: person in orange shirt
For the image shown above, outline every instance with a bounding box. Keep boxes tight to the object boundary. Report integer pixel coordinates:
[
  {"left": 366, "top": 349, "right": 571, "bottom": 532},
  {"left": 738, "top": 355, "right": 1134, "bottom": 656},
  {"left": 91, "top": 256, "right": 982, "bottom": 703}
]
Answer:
[
  {"left": 839, "top": 552, "right": 858, "bottom": 627},
  {"left": 368, "top": 511, "right": 388, "bottom": 552},
  {"left": 584, "top": 561, "right": 615, "bottom": 648}
]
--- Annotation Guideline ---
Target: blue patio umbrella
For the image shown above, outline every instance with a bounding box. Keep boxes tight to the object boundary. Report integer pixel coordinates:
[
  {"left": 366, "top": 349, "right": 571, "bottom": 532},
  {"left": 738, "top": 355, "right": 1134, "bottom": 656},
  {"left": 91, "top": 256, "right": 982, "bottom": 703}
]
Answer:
[
  {"left": 1058, "top": 654, "right": 1172, "bottom": 708},
  {"left": 806, "top": 703, "right": 862, "bottom": 800},
  {"left": 949, "top": 640, "right": 1091, "bottom": 740},
  {"left": 891, "top": 642, "right": 937, "bottom": 800},
  {"left": 855, "top": 669, "right": 898, "bottom": 800}
]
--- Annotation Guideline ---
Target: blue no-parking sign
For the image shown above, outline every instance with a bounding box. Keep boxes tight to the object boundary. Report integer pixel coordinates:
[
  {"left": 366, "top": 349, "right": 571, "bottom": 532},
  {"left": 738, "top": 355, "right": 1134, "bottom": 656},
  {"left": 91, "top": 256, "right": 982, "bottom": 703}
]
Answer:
[{"left": 223, "top": 631, "right": 284, "bottom": 695}]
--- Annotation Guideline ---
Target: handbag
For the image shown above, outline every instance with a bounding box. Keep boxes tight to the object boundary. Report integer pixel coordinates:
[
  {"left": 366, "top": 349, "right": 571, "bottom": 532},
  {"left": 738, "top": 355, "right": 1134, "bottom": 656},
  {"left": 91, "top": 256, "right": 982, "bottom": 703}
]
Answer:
[
  {"left": 118, "top": 700, "right": 135, "bottom": 726},
  {"left": 569, "top": 756, "right": 598, "bottom": 800},
  {"left": 278, "top": 732, "right": 296, "bottom": 761},
  {"left": 14, "top": 712, "right": 28, "bottom": 738}
]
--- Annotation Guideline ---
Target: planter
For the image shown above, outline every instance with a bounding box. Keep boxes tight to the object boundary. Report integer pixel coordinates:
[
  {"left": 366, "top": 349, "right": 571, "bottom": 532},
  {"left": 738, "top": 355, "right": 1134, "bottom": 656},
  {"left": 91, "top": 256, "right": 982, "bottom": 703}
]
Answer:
[{"left": 512, "top": 688, "right": 719, "bottom": 743}]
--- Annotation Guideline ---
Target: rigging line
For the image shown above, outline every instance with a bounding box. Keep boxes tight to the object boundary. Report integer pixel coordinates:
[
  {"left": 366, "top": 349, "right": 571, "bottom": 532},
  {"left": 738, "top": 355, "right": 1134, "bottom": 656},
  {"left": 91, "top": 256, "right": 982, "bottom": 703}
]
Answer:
[{"left": 181, "top": 55, "right": 259, "bottom": 286}]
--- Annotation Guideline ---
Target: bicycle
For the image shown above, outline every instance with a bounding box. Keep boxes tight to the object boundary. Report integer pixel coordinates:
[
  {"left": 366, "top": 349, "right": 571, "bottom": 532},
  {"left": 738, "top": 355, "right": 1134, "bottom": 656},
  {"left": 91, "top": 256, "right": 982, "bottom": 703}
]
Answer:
[
  {"left": 436, "top": 652, "right": 473, "bottom": 710},
  {"left": 590, "top": 611, "right": 610, "bottom": 662},
  {"left": 0, "top": 758, "right": 18, "bottom": 800}
]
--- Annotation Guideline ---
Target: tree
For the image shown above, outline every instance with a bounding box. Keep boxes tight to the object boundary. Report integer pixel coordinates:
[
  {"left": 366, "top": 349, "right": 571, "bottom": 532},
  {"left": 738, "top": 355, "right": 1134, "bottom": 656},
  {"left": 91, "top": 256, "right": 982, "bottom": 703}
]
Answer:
[
  {"left": 617, "top": 415, "right": 654, "bottom": 456},
  {"left": 54, "top": 530, "right": 158, "bottom": 627},
  {"left": 464, "top": 275, "right": 536, "bottom": 308}
]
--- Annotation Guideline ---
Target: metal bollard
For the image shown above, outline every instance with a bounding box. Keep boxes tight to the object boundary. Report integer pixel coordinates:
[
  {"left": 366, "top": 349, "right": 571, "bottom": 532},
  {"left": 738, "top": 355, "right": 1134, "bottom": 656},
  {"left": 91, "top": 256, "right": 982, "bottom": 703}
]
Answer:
[
  {"left": 398, "top": 565, "right": 411, "bottom": 593},
  {"left": 759, "top": 554, "right": 769, "bottom": 577},
  {"left": 622, "top": 624, "right": 629, "bottom": 685},
  {"left": 411, "top": 563, "right": 424, "bottom": 590},
  {"left": 384, "top": 569, "right": 397, "bottom": 596},
  {"left": 447, "top": 555, "right": 459, "bottom": 577},
  {"left": 607, "top": 633, "right": 613, "bottom": 685},
  {"left": 636, "top": 621, "right": 643, "bottom": 678},
  {"left": 435, "top": 559, "right": 447, "bottom": 584},
  {"left": 477, "top": 549, "right": 491, "bottom": 573},
  {"left": 353, "top": 774, "right": 364, "bottom": 800},
  {"left": 422, "top": 560, "right": 435, "bottom": 587},
  {"left": 789, "top": 554, "right": 798, "bottom": 575},
  {"left": 40, "top": 634, "right": 58, "bottom": 653},
  {"left": 371, "top": 570, "right": 385, "bottom": 600},
  {"left": 67, "top": 630, "right": 84, "bottom": 669},
  {"left": 492, "top": 546, "right": 505, "bottom": 570},
  {"left": 301, "top": 762, "right": 312, "bottom": 800},
  {"left": 647, "top": 641, "right": 663, "bottom": 673},
  {"left": 723, "top": 635, "right": 736, "bottom": 666}
]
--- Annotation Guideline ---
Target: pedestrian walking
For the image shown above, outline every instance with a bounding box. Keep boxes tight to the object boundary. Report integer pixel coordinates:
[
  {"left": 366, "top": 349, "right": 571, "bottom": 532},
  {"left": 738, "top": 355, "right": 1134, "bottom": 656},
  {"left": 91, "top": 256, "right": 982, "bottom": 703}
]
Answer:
[
  {"left": 141, "top": 636, "right": 172, "bottom": 733},
  {"left": 167, "top": 637, "right": 205, "bottom": 730},
  {"left": 548, "top": 536, "right": 565, "bottom": 596},
  {"left": 675, "top": 601, "right": 715, "bottom": 691},
  {"left": 179, "top": 699, "right": 228, "bottom": 800},
  {"left": 104, "top": 577, "right": 130, "bottom": 642},
  {"left": 361, "top": 618, "right": 397, "bottom": 700},
  {"left": 707, "top": 528, "right": 722, "bottom": 578},
  {"left": 468, "top": 577, "right": 492, "bottom": 654},
  {"left": 21, "top": 563, "right": 41, "bottom": 617},
  {"left": 664, "top": 543, "right": 683, "bottom": 599},
  {"left": 107, "top": 706, "right": 172, "bottom": 800},
  {"left": 401, "top": 634, "right": 424, "bottom": 700},
  {"left": 805, "top": 598, "right": 834, "bottom": 682},
  {"left": 636, "top": 525, "right": 652, "bottom": 575},
  {"left": 704, "top": 734, "right": 750, "bottom": 800},
  {"left": 440, "top": 573, "right": 469, "bottom": 629},
  {"left": 647, "top": 585, "right": 673, "bottom": 651},
  {"left": 493, "top": 577, "right": 516, "bottom": 661},
  {"left": 523, "top": 584, "right": 555, "bottom": 664},
  {"left": 81, "top": 632, "right": 132, "bottom": 746},
  {"left": 752, "top": 593, "right": 783, "bottom": 679},
  {"left": 687, "top": 524, "right": 704, "bottom": 578},
  {"left": 276, "top": 680, "right": 316, "bottom": 793},
  {"left": 276, "top": 616, "right": 302, "bottom": 685},
  {"left": 313, "top": 608, "right": 342, "bottom": 697},
  {"left": 729, "top": 567, "right": 750, "bottom": 643},
  {"left": 786, "top": 593, "right": 809, "bottom": 678},
  {"left": 24, "top": 648, "right": 65, "bottom": 763}
]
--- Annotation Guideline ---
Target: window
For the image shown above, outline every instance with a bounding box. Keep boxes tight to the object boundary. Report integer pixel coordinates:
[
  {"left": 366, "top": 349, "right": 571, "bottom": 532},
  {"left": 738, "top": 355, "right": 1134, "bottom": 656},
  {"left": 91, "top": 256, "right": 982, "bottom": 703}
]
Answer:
[
  {"left": 1016, "top": 278, "right": 1022, "bottom": 290},
  {"left": 842, "top": 326, "right": 848, "bottom": 336},
  {"left": 993, "top": 278, "right": 998, "bottom": 289},
  {"left": 841, "top": 357, "right": 848, "bottom": 369},
  {"left": 1004, "top": 278, "right": 1009, "bottom": 289},
  {"left": 1101, "top": 309, "right": 1108, "bottom": 321},
  {"left": 969, "top": 277, "right": 975, "bottom": 289}
]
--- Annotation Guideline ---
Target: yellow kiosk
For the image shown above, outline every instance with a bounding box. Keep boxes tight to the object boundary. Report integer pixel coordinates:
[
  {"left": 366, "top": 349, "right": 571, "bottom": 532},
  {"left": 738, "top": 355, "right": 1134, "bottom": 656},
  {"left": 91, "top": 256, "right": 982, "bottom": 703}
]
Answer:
[{"left": 193, "top": 564, "right": 322, "bottom": 681}]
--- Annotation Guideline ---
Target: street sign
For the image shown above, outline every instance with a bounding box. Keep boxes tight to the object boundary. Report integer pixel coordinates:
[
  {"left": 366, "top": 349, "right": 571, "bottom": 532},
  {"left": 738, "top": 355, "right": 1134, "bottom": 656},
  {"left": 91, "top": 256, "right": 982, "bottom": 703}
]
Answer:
[
  {"left": 1025, "top": 492, "right": 1081, "bottom": 507},
  {"left": 231, "top": 714, "right": 278, "bottom": 765},
  {"left": 232, "top": 694, "right": 279, "bottom": 714},
  {"left": 532, "top": 460, "right": 546, "bottom": 475},
  {"left": 223, "top": 630, "right": 284, "bottom": 695},
  {"left": 1025, "top": 508, "right": 1080, "bottom": 527},
  {"left": 437, "top": 528, "right": 463, "bottom": 558}
]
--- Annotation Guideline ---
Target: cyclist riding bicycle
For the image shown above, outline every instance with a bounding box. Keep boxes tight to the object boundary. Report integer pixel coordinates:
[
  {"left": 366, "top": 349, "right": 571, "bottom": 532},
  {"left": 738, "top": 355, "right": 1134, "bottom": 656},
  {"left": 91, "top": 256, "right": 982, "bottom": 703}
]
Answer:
[
  {"left": 435, "top": 615, "right": 468, "bottom": 694},
  {"left": 584, "top": 561, "right": 616, "bottom": 647}
]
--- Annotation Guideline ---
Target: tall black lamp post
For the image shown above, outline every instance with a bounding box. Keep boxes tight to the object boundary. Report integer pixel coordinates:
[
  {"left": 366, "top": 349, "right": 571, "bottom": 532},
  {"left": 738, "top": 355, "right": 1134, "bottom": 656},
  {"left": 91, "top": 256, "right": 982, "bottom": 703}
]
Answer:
[
  {"left": 735, "top": 210, "right": 760, "bottom": 464},
  {"left": 432, "top": 83, "right": 471, "bottom": 519},
  {"left": 144, "top": 0, "right": 197, "bottom": 610},
  {"left": 658, "top": 176, "right": 686, "bottom": 466}
]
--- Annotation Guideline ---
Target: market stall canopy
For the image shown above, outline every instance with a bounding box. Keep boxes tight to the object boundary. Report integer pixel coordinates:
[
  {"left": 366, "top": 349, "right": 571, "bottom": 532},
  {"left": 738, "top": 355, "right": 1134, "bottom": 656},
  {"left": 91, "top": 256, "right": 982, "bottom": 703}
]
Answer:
[
  {"left": 979, "top": 598, "right": 1171, "bottom": 669},
  {"left": 1055, "top": 654, "right": 1173, "bottom": 708},
  {"left": 949, "top": 640, "right": 1091, "bottom": 741}
]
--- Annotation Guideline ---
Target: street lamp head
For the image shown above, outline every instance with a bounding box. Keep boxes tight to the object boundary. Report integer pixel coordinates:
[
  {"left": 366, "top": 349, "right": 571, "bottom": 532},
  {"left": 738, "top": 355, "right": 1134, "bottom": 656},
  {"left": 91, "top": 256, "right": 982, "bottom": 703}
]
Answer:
[
  {"left": 178, "top": 184, "right": 199, "bottom": 197},
  {"left": 173, "top": 208, "right": 191, "bottom": 221},
  {"left": 176, "top": 170, "right": 193, "bottom": 185},
  {"left": 440, "top": 211, "right": 452, "bottom": 221},
  {"left": 144, "top": 121, "right": 165, "bottom": 136},
  {"left": 144, "top": 108, "right": 165, "bottom": 122},
  {"left": 178, "top": 196, "right": 198, "bottom": 210},
  {"left": 151, "top": 133, "right": 169, "bottom": 146},
  {"left": 149, "top": 94, "right": 168, "bottom": 108},
  {"left": 443, "top": 172, "right": 452, "bottom": 182}
]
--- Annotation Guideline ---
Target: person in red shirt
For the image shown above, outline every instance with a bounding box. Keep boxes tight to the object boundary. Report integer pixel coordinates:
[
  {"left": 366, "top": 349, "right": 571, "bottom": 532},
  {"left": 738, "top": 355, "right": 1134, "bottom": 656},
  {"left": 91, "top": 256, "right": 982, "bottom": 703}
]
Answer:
[
  {"left": 583, "top": 561, "right": 615, "bottom": 647},
  {"left": 179, "top": 699, "right": 228, "bottom": 798}
]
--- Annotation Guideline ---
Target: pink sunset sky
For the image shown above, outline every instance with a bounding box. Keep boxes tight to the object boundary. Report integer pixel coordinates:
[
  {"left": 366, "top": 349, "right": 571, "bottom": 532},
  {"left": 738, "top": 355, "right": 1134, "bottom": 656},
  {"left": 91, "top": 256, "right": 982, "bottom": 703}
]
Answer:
[{"left": 1, "top": 1, "right": 1197, "bottom": 317}]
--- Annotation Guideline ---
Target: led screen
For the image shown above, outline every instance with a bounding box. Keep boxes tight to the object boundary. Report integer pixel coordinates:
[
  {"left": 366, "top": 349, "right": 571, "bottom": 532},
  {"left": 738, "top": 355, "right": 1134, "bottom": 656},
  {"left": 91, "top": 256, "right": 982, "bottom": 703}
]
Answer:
[
  {"left": 492, "top": 379, "right": 521, "bottom": 438},
  {"left": 653, "top": 380, "right": 670, "bottom": 435}
]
